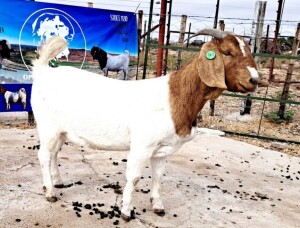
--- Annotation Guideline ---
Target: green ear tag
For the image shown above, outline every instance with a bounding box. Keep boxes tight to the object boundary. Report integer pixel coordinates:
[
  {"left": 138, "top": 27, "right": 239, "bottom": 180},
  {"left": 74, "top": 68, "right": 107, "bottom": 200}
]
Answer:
[{"left": 206, "top": 50, "right": 216, "bottom": 60}]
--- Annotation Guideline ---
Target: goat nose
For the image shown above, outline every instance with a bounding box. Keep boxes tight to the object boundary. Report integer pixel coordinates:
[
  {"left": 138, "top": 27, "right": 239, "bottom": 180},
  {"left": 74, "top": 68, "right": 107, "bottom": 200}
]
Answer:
[{"left": 249, "top": 77, "right": 258, "bottom": 85}]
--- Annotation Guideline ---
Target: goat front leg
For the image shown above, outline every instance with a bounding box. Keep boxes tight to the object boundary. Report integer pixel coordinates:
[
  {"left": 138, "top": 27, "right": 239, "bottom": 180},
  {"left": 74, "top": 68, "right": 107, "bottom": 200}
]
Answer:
[
  {"left": 121, "top": 149, "right": 150, "bottom": 221},
  {"left": 123, "top": 70, "right": 128, "bottom": 80},
  {"left": 150, "top": 156, "right": 167, "bottom": 216},
  {"left": 103, "top": 69, "right": 108, "bottom": 77}
]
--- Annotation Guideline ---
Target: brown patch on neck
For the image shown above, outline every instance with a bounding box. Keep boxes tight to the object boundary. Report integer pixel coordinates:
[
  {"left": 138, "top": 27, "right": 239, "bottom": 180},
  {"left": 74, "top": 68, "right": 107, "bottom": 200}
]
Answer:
[{"left": 168, "top": 57, "right": 224, "bottom": 137}]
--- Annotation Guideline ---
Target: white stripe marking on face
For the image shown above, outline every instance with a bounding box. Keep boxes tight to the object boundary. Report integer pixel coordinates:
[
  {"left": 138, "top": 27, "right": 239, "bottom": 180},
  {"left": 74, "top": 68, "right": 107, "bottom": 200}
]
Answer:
[
  {"left": 235, "top": 36, "right": 246, "bottom": 57},
  {"left": 247, "top": 66, "right": 259, "bottom": 79}
]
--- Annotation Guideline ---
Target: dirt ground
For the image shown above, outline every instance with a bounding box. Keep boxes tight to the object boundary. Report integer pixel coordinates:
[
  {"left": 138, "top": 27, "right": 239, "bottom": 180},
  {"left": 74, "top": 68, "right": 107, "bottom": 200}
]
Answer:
[{"left": 0, "top": 113, "right": 299, "bottom": 228}]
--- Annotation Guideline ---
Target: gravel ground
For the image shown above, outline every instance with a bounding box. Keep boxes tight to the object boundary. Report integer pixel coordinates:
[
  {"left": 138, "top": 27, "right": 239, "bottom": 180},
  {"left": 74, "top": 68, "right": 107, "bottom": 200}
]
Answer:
[{"left": 0, "top": 112, "right": 299, "bottom": 227}]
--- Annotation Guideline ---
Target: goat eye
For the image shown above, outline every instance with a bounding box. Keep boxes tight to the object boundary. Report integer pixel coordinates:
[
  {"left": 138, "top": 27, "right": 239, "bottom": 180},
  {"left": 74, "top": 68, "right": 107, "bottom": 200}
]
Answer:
[{"left": 224, "top": 51, "right": 231, "bottom": 56}]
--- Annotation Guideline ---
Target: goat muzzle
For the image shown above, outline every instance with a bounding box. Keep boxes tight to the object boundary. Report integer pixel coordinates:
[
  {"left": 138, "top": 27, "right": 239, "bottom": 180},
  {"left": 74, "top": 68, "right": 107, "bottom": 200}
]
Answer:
[
  {"left": 257, "top": 79, "right": 269, "bottom": 88},
  {"left": 249, "top": 77, "right": 258, "bottom": 86}
]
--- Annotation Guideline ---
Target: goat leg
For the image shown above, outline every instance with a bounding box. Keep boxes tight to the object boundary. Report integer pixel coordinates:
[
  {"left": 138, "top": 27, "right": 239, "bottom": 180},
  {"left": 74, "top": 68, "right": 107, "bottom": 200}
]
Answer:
[
  {"left": 38, "top": 146, "right": 58, "bottom": 202},
  {"left": 150, "top": 156, "right": 166, "bottom": 216}
]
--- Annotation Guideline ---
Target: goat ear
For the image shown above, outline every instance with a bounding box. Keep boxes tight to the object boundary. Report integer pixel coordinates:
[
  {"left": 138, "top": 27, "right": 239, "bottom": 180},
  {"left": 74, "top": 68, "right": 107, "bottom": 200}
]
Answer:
[{"left": 197, "top": 42, "right": 227, "bottom": 89}]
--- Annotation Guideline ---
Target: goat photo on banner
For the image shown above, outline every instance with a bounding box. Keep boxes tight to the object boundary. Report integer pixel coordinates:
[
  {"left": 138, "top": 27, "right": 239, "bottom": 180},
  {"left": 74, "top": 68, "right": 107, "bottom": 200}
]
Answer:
[{"left": 0, "top": 0, "right": 138, "bottom": 112}]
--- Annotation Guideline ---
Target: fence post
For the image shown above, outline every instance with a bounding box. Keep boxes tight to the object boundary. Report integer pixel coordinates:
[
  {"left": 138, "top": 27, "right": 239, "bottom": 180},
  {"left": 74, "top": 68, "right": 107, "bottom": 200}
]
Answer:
[
  {"left": 278, "top": 23, "right": 300, "bottom": 119},
  {"left": 142, "top": 0, "right": 154, "bottom": 79},
  {"left": 156, "top": 0, "right": 167, "bottom": 77},
  {"left": 163, "top": 0, "right": 173, "bottom": 75},
  {"left": 269, "top": 0, "right": 283, "bottom": 81},
  {"left": 254, "top": 1, "right": 267, "bottom": 57},
  {"left": 176, "top": 15, "right": 187, "bottom": 69}
]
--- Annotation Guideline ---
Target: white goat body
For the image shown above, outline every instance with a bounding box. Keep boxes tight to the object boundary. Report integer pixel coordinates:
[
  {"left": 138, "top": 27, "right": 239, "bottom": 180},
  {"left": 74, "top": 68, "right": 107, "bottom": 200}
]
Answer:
[
  {"left": 32, "top": 67, "right": 178, "bottom": 151},
  {"left": 32, "top": 33, "right": 260, "bottom": 221},
  {"left": 104, "top": 50, "right": 129, "bottom": 78},
  {"left": 32, "top": 41, "right": 184, "bottom": 219}
]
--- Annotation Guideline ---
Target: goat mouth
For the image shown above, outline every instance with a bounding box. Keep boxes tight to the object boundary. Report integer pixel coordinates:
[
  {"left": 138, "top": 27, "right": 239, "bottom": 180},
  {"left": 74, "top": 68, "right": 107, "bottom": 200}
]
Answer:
[{"left": 238, "top": 82, "right": 256, "bottom": 93}]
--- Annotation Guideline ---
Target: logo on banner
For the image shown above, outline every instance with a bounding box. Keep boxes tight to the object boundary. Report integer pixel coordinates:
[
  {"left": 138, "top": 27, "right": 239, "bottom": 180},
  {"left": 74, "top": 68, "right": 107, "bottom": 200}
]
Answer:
[{"left": 19, "top": 8, "right": 87, "bottom": 72}]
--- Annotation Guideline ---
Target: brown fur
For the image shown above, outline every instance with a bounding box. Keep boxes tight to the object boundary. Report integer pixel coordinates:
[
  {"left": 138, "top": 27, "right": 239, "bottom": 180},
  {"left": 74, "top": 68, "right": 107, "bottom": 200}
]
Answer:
[
  {"left": 169, "top": 34, "right": 258, "bottom": 137},
  {"left": 168, "top": 57, "right": 224, "bottom": 136}
]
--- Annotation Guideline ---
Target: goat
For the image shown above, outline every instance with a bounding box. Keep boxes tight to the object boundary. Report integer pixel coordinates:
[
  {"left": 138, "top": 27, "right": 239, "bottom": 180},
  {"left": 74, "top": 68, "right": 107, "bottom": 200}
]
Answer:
[
  {"left": 0, "top": 39, "right": 12, "bottom": 70},
  {"left": 91, "top": 46, "right": 130, "bottom": 80},
  {"left": 0, "top": 85, "right": 26, "bottom": 110},
  {"left": 0, "top": 39, "right": 12, "bottom": 60},
  {"left": 31, "top": 29, "right": 264, "bottom": 221}
]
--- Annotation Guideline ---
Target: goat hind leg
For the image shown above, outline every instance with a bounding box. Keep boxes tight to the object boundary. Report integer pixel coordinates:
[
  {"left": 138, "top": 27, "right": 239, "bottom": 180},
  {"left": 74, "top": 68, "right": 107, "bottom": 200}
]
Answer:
[
  {"left": 150, "top": 156, "right": 167, "bottom": 216},
  {"left": 38, "top": 135, "right": 62, "bottom": 202},
  {"left": 51, "top": 136, "right": 66, "bottom": 188}
]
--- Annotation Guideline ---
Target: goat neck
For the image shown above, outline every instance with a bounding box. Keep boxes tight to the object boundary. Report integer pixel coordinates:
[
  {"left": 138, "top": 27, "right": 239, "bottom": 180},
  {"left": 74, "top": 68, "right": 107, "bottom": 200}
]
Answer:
[{"left": 168, "top": 57, "right": 224, "bottom": 137}]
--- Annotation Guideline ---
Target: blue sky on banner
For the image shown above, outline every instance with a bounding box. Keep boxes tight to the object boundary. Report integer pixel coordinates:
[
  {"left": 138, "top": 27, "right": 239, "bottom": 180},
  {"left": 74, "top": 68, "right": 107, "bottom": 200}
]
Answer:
[{"left": 0, "top": 0, "right": 138, "bottom": 55}]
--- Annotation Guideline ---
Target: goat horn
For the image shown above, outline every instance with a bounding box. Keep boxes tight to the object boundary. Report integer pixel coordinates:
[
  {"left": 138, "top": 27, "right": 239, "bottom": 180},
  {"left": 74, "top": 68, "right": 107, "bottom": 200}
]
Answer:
[{"left": 185, "top": 28, "right": 232, "bottom": 42}]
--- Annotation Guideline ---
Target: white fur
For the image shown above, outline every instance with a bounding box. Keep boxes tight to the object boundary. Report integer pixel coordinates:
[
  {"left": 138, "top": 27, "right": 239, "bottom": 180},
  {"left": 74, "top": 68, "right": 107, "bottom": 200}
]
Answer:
[
  {"left": 103, "top": 51, "right": 130, "bottom": 80},
  {"left": 235, "top": 36, "right": 246, "bottom": 57},
  {"left": 55, "top": 47, "right": 70, "bottom": 61},
  {"left": 247, "top": 66, "right": 259, "bottom": 79},
  {"left": 31, "top": 65, "right": 193, "bottom": 218}
]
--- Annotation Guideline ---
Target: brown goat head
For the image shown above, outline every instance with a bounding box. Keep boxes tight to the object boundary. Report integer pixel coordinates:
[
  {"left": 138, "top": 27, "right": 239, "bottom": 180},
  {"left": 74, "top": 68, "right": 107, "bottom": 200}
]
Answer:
[{"left": 192, "top": 29, "right": 261, "bottom": 93}]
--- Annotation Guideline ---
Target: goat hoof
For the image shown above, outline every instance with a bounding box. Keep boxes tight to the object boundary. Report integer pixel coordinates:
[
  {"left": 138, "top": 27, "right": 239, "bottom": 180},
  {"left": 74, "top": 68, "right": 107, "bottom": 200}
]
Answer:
[
  {"left": 54, "top": 184, "right": 65, "bottom": 189},
  {"left": 121, "top": 209, "right": 135, "bottom": 222},
  {"left": 121, "top": 213, "right": 131, "bottom": 222},
  {"left": 46, "top": 196, "right": 58, "bottom": 203},
  {"left": 154, "top": 209, "right": 165, "bottom": 216}
]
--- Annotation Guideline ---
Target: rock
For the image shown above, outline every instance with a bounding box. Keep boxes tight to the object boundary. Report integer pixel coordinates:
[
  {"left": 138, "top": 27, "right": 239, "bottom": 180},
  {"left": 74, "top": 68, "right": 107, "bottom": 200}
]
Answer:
[
  {"left": 197, "top": 128, "right": 225, "bottom": 136},
  {"left": 271, "top": 142, "right": 287, "bottom": 150},
  {"left": 224, "top": 112, "right": 254, "bottom": 122}
]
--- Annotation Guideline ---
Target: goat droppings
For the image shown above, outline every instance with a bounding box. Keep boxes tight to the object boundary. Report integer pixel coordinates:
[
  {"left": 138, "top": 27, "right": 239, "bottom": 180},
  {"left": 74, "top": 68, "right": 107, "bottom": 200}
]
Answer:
[{"left": 72, "top": 200, "right": 123, "bottom": 226}]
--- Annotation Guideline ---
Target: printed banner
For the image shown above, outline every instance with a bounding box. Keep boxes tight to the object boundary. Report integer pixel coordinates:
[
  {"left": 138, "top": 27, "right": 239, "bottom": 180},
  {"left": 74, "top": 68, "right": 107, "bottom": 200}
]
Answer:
[{"left": 0, "top": 0, "right": 138, "bottom": 112}]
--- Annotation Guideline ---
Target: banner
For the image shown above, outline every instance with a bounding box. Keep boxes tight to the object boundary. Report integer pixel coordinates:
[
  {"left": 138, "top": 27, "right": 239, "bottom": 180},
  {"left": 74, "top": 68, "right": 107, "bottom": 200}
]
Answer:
[{"left": 0, "top": 0, "right": 138, "bottom": 112}]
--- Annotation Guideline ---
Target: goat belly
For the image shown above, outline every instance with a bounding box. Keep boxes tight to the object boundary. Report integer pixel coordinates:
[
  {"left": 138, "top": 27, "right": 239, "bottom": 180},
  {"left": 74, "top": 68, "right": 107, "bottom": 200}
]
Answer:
[{"left": 6, "top": 92, "right": 20, "bottom": 103}]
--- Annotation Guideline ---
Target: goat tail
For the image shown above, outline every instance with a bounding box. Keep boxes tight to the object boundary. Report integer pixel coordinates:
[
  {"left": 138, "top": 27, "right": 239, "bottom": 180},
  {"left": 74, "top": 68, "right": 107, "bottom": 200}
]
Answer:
[{"left": 33, "top": 36, "right": 68, "bottom": 67}]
